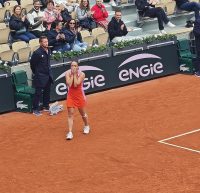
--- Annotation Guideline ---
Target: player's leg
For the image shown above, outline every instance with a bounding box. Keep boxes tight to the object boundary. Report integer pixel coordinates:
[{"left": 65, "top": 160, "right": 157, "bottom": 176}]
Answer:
[
  {"left": 66, "top": 107, "right": 75, "bottom": 140},
  {"left": 78, "top": 107, "right": 90, "bottom": 134}
]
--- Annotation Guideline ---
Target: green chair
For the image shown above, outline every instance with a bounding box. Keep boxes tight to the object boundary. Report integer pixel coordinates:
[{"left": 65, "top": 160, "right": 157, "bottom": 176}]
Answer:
[
  {"left": 179, "top": 57, "right": 194, "bottom": 74},
  {"left": 12, "top": 70, "right": 35, "bottom": 112},
  {"left": 177, "top": 39, "right": 196, "bottom": 59}
]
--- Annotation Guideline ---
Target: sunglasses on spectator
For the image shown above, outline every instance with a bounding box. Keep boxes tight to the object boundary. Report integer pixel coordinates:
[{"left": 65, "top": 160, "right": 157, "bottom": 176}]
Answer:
[{"left": 69, "top": 22, "right": 75, "bottom": 24}]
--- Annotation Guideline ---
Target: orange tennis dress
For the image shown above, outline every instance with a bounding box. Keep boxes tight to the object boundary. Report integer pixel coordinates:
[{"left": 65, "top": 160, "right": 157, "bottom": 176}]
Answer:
[{"left": 66, "top": 75, "right": 86, "bottom": 108}]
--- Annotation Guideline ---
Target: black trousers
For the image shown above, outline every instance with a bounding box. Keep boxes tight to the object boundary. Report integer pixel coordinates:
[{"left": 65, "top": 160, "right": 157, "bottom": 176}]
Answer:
[
  {"left": 31, "top": 30, "right": 46, "bottom": 38},
  {"left": 32, "top": 79, "right": 51, "bottom": 111},
  {"left": 194, "top": 34, "right": 200, "bottom": 72},
  {"left": 144, "top": 7, "right": 169, "bottom": 30}
]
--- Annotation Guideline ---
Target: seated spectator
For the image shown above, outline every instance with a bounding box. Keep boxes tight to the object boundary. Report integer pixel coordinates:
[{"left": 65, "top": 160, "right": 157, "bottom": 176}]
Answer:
[
  {"left": 47, "top": 21, "right": 70, "bottom": 51},
  {"left": 135, "top": 0, "right": 176, "bottom": 34},
  {"left": 108, "top": 11, "right": 141, "bottom": 43},
  {"left": 174, "top": 0, "right": 200, "bottom": 20},
  {"left": 63, "top": 19, "right": 87, "bottom": 51},
  {"left": 91, "top": 0, "right": 109, "bottom": 30},
  {"left": 65, "top": 0, "right": 79, "bottom": 13},
  {"left": 76, "top": 0, "right": 96, "bottom": 31},
  {"left": 58, "top": 4, "right": 72, "bottom": 23},
  {"left": 27, "top": 0, "right": 47, "bottom": 38},
  {"left": 44, "top": 0, "right": 63, "bottom": 30},
  {"left": 9, "top": 5, "right": 37, "bottom": 42}
]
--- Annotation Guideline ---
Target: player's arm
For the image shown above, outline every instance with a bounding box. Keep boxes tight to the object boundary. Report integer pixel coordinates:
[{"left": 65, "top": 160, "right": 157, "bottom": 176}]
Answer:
[
  {"left": 65, "top": 70, "right": 74, "bottom": 87},
  {"left": 73, "top": 72, "right": 85, "bottom": 87}
]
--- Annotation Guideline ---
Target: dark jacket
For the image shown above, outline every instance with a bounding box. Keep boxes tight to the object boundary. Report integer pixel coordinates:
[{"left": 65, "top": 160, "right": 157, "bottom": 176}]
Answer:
[
  {"left": 193, "top": 18, "right": 200, "bottom": 36},
  {"left": 47, "top": 29, "right": 68, "bottom": 51},
  {"left": 30, "top": 46, "right": 53, "bottom": 88},
  {"left": 63, "top": 29, "right": 82, "bottom": 44},
  {"left": 175, "top": 0, "right": 189, "bottom": 8},
  {"left": 108, "top": 17, "right": 128, "bottom": 41},
  {"left": 135, "top": 0, "right": 155, "bottom": 16},
  {"left": 9, "top": 14, "right": 30, "bottom": 35},
  {"left": 61, "top": 9, "right": 72, "bottom": 23}
]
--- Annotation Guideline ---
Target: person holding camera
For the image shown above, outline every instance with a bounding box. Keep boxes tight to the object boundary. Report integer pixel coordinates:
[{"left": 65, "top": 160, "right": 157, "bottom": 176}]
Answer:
[
  {"left": 47, "top": 21, "right": 70, "bottom": 52},
  {"left": 91, "top": 0, "right": 109, "bottom": 30},
  {"left": 27, "top": 0, "right": 47, "bottom": 38}
]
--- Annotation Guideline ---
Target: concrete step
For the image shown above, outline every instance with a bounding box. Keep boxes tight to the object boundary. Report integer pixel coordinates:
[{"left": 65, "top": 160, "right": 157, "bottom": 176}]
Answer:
[
  {"left": 136, "top": 12, "right": 194, "bottom": 31},
  {"left": 128, "top": 27, "right": 143, "bottom": 36},
  {"left": 111, "top": 3, "right": 137, "bottom": 15},
  {"left": 143, "top": 25, "right": 192, "bottom": 38}
]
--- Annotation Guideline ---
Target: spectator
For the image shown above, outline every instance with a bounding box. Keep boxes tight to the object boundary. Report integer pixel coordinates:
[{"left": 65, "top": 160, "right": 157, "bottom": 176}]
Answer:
[
  {"left": 65, "top": 0, "right": 79, "bottom": 13},
  {"left": 44, "top": 0, "right": 63, "bottom": 30},
  {"left": 91, "top": 0, "right": 109, "bottom": 30},
  {"left": 63, "top": 19, "right": 87, "bottom": 51},
  {"left": 27, "top": 0, "right": 47, "bottom": 38},
  {"left": 47, "top": 21, "right": 70, "bottom": 51},
  {"left": 9, "top": 5, "right": 36, "bottom": 42},
  {"left": 135, "top": 0, "right": 176, "bottom": 34},
  {"left": 174, "top": 0, "right": 200, "bottom": 20},
  {"left": 76, "top": 0, "right": 96, "bottom": 31},
  {"left": 59, "top": 4, "right": 72, "bottom": 23},
  {"left": 108, "top": 11, "right": 140, "bottom": 43}
]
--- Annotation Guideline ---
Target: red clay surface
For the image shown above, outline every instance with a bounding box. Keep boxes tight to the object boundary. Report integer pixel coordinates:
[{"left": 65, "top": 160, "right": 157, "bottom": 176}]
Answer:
[{"left": 1, "top": 74, "right": 200, "bottom": 193}]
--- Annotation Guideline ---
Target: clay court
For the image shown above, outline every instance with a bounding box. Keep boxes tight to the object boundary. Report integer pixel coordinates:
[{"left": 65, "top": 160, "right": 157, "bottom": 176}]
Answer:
[{"left": 1, "top": 74, "right": 200, "bottom": 193}]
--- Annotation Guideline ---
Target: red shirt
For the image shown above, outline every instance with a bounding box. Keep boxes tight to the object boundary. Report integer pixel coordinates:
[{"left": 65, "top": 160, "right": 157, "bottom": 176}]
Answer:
[{"left": 91, "top": 4, "right": 108, "bottom": 22}]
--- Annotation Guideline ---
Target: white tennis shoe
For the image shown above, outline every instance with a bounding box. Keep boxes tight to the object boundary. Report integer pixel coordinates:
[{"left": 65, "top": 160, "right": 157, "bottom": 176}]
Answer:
[
  {"left": 167, "top": 22, "right": 176, "bottom": 28},
  {"left": 66, "top": 131, "right": 73, "bottom": 140},
  {"left": 83, "top": 126, "right": 90, "bottom": 134}
]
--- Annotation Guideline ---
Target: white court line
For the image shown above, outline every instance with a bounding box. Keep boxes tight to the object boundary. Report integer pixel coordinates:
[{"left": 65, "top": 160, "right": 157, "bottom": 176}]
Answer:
[{"left": 158, "top": 128, "right": 200, "bottom": 154}]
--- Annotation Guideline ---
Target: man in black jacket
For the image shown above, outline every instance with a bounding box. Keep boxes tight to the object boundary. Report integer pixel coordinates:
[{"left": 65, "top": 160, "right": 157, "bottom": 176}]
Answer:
[
  {"left": 30, "top": 36, "right": 53, "bottom": 116},
  {"left": 108, "top": 11, "right": 140, "bottom": 43}
]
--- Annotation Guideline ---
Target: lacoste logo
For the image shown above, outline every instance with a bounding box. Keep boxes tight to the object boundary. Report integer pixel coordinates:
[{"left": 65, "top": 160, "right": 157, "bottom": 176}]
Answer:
[
  {"left": 55, "top": 66, "right": 103, "bottom": 81},
  {"left": 180, "top": 64, "right": 190, "bottom": 72},
  {"left": 118, "top": 53, "right": 161, "bottom": 68},
  {"left": 16, "top": 101, "right": 28, "bottom": 109}
]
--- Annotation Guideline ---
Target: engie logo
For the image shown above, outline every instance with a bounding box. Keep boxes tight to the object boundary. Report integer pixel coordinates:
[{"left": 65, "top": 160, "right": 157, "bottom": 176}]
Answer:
[
  {"left": 55, "top": 66, "right": 106, "bottom": 95},
  {"left": 118, "top": 53, "right": 164, "bottom": 81}
]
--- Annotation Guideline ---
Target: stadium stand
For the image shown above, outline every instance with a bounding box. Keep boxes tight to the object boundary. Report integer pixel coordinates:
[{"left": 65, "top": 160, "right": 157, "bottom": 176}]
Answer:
[
  {"left": 82, "top": 35, "right": 95, "bottom": 47},
  {"left": 29, "top": 38, "right": 40, "bottom": 53},
  {"left": 0, "top": 43, "right": 15, "bottom": 62},
  {"left": 0, "top": 25, "right": 10, "bottom": 44},
  {"left": 2, "top": 0, "right": 197, "bottom": 67},
  {"left": 96, "top": 32, "right": 109, "bottom": 45},
  {"left": 12, "top": 41, "right": 31, "bottom": 63}
]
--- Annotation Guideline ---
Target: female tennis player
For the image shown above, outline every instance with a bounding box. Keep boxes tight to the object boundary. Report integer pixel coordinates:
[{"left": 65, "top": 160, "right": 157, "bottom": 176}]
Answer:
[{"left": 65, "top": 61, "right": 90, "bottom": 140}]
